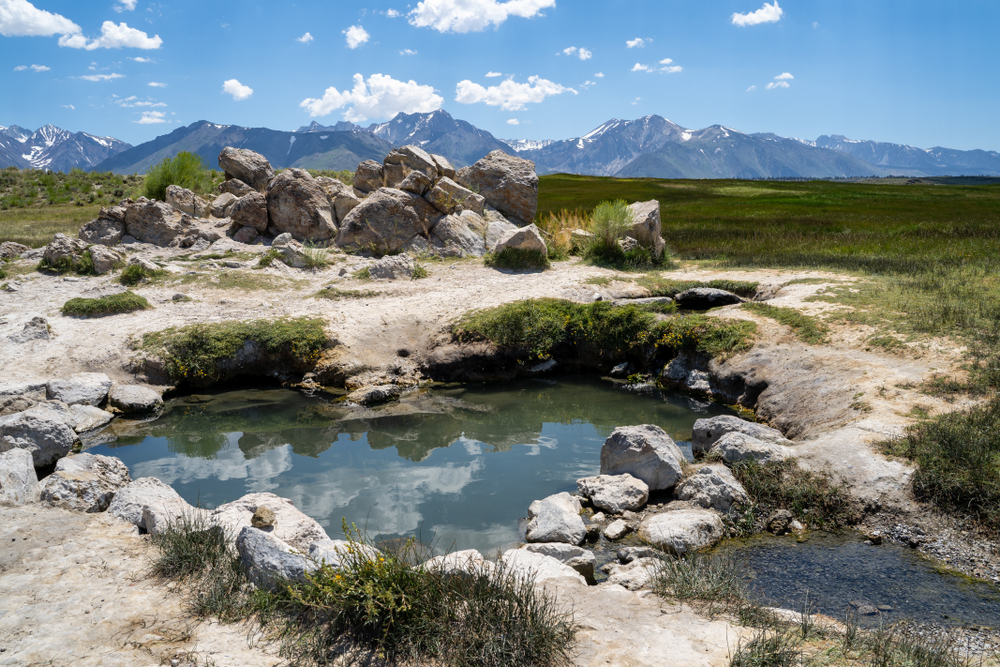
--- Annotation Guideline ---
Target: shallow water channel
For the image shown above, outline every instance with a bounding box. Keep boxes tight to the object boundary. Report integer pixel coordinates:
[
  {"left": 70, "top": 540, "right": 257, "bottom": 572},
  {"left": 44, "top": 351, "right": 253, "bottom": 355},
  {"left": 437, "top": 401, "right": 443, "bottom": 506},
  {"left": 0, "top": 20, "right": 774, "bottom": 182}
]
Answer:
[{"left": 94, "top": 376, "right": 731, "bottom": 554}]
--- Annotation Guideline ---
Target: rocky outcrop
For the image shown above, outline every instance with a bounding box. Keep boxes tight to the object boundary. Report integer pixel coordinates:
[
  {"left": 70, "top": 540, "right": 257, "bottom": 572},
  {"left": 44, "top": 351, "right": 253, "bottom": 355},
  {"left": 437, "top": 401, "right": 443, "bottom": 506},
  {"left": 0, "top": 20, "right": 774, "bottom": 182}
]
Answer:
[
  {"left": 210, "top": 492, "right": 328, "bottom": 551},
  {"left": 0, "top": 448, "right": 40, "bottom": 506},
  {"left": 46, "top": 373, "right": 112, "bottom": 407},
  {"left": 42, "top": 234, "right": 89, "bottom": 268},
  {"left": 165, "top": 185, "right": 209, "bottom": 218},
  {"left": 626, "top": 200, "right": 666, "bottom": 256},
  {"left": 710, "top": 432, "right": 793, "bottom": 464},
  {"left": 0, "top": 403, "right": 79, "bottom": 467},
  {"left": 353, "top": 160, "right": 384, "bottom": 194},
  {"left": 211, "top": 193, "right": 238, "bottom": 218},
  {"left": 266, "top": 169, "right": 337, "bottom": 242},
  {"left": 430, "top": 212, "right": 487, "bottom": 256},
  {"left": 427, "top": 177, "right": 486, "bottom": 215},
  {"left": 219, "top": 147, "right": 275, "bottom": 192},
  {"left": 521, "top": 543, "right": 596, "bottom": 583},
  {"left": 600, "top": 425, "right": 685, "bottom": 491},
  {"left": 383, "top": 146, "right": 439, "bottom": 192},
  {"left": 78, "top": 207, "right": 126, "bottom": 246},
  {"left": 493, "top": 223, "right": 547, "bottom": 256},
  {"left": 457, "top": 150, "right": 538, "bottom": 224},
  {"left": 230, "top": 191, "right": 269, "bottom": 234},
  {"left": 674, "top": 288, "right": 744, "bottom": 310},
  {"left": 0, "top": 241, "right": 30, "bottom": 259},
  {"left": 500, "top": 549, "right": 586, "bottom": 586},
  {"left": 525, "top": 492, "right": 586, "bottom": 545},
  {"left": 576, "top": 474, "right": 649, "bottom": 514},
  {"left": 336, "top": 187, "right": 437, "bottom": 255},
  {"left": 638, "top": 509, "right": 724, "bottom": 555},
  {"left": 236, "top": 526, "right": 317, "bottom": 589},
  {"left": 40, "top": 453, "right": 131, "bottom": 512},
  {"left": 107, "top": 384, "right": 163, "bottom": 415},
  {"left": 675, "top": 465, "right": 748, "bottom": 513},
  {"left": 8, "top": 316, "right": 51, "bottom": 344},
  {"left": 604, "top": 557, "right": 658, "bottom": 591},
  {"left": 691, "top": 415, "right": 791, "bottom": 455}
]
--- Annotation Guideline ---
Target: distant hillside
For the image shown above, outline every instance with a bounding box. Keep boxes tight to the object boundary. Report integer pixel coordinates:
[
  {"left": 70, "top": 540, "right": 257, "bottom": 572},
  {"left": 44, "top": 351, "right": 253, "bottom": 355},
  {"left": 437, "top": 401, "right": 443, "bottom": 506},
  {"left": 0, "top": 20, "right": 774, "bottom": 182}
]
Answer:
[
  {"left": 810, "top": 135, "right": 1000, "bottom": 176},
  {"left": 0, "top": 124, "right": 130, "bottom": 172},
  {"left": 367, "top": 110, "right": 512, "bottom": 167}
]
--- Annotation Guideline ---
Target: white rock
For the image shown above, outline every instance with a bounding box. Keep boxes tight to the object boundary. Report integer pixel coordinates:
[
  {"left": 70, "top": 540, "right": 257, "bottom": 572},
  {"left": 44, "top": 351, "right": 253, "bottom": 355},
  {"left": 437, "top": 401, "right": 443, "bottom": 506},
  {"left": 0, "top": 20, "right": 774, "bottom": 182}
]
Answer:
[
  {"left": 211, "top": 492, "right": 329, "bottom": 551},
  {"left": 709, "top": 432, "right": 793, "bottom": 464},
  {"left": 691, "top": 415, "right": 791, "bottom": 455},
  {"left": 600, "top": 424, "right": 685, "bottom": 491},
  {"left": 638, "top": 510, "right": 724, "bottom": 555},
  {"left": 500, "top": 549, "right": 586, "bottom": 586},
  {"left": 605, "top": 557, "right": 658, "bottom": 591},
  {"left": 309, "top": 539, "right": 382, "bottom": 568},
  {"left": 108, "top": 477, "right": 184, "bottom": 530},
  {"left": 46, "top": 373, "right": 112, "bottom": 407},
  {"left": 107, "top": 384, "right": 163, "bottom": 415},
  {"left": 422, "top": 549, "right": 494, "bottom": 578},
  {"left": 143, "top": 498, "right": 209, "bottom": 535},
  {"left": 576, "top": 473, "right": 649, "bottom": 513},
  {"left": 0, "top": 404, "right": 79, "bottom": 467},
  {"left": 522, "top": 543, "right": 597, "bottom": 583},
  {"left": 236, "top": 526, "right": 317, "bottom": 589},
  {"left": 368, "top": 253, "right": 415, "bottom": 280},
  {"left": 526, "top": 492, "right": 586, "bottom": 545},
  {"left": 0, "top": 448, "right": 40, "bottom": 506},
  {"left": 493, "top": 223, "right": 547, "bottom": 256},
  {"left": 626, "top": 200, "right": 666, "bottom": 256},
  {"left": 40, "top": 453, "right": 131, "bottom": 513},
  {"left": 675, "top": 465, "right": 749, "bottom": 513},
  {"left": 69, "top": 404, "right": 115, "bottom": 433},
  {"left": 603, "top": 519, "right": 631, "bottom": 541}
]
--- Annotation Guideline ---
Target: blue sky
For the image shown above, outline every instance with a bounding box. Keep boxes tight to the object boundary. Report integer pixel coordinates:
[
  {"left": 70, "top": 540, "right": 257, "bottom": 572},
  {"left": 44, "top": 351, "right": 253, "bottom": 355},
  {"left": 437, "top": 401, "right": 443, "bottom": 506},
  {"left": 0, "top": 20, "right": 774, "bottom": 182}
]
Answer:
[{"left": 2, "top": 0, "right": 998, "bottom": 150}]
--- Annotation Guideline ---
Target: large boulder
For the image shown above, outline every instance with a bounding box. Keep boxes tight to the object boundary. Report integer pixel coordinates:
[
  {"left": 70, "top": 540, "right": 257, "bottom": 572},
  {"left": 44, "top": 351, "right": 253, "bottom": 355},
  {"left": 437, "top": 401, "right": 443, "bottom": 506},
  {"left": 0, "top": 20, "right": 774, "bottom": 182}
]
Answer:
[
  {"left": 39, "top": 453, "right": 131, "bottom": 512},
  {"left": 500, "top": 549, "right": 586, "bottom": 586},
  {"left": 493, "top": 223, "right": 547, "bottom": 255},
  {"left": 430, "top": 213, "right": 487, "bottom": 257},
  {"left": 143, "top": 498, "right": 208, "bottom": 535},
  {"left": 691, "top": 415, "right": 791, "bottom": 455},
  {"left": 431, "top": 153, "right": 456, "bottom": 179},
  {"left": 107, "top": 384, "right": 163, "bottom": 415},
  {"left": 525, "top": 492, "right": 586, "bottom": 545},
  {"left": 522, "top": 543, "right": 597, "bottom": 583},
  {"left": 230, "top": 191, "right": 269, "bottom": 233},
  {"left": 108, "top": 476, "right": 183, "bottom": 530},
  {"left": 0, "top": 404, "right": 79, "bottom": 467},
  {"left": 165, "top": 185, "right": 209, "bottom": 217},
  {"left": 236, "top": 526, "right": 317, "bottom": 589},
  {"left": 600, "top": 425, "right": 685, "bottom": 491},
  {"left": 626, "top": 200, "right": 666, "bottom": 256},
  {"left": 576, "top": 473, "right": 649, "bottom": 514},
  {"left": 266, "top": 168, "right": 337, "bottom": 242},
  {"left": 0, "top": 448, "right": 40, "bottom": 506},
  {"left": 211, "top": 492, "right": 328, "bottom": 551},
  {"left": 638, "top": 509, "right": 724, "bottom": 555},
  {"left": 218, "top": 147, "right": 275, "bottom": 192},
  {"left": 456, "top": 150, "right": 538, "bottom": 225},
  {"left": 47, "top": 373, "right": 112, "bottom": 407},
  {"left": 124, "top": 199, "right": 188, "bottom": 246},
  {"left": 675, "top": 465, "right": 748, "bottom": 513},
  {"left": 383, "top": 145, "right": 439, "bottom": 190},
  {"left": 42, "top": 234, "right": 89, "bottom": 267},
  {"left": 336, "top": 187, "right": 439, "bottom": 255},
  {"left": 426, "top": 177, "right": 486, "bottom": 216},
  {"left": 218, "top": 178, "right": 254, "bottom": 198},
  {"left": 353, "top": 160, "right": 384, "bottom": 194},
  {"left": 78, "top": 207, "right": 126, "bottom": 246},
  {"left": 68, "top": 404, "right": 115, "bottom": 432},
  {"left": 674, "top": 288, "right": 744, "bottom": 310},
  {"left": 485, "top": 217, "right": 518, "bottom": 252},
  {"left": 709, "top": 432, "right": 793, "bottom": 465}
]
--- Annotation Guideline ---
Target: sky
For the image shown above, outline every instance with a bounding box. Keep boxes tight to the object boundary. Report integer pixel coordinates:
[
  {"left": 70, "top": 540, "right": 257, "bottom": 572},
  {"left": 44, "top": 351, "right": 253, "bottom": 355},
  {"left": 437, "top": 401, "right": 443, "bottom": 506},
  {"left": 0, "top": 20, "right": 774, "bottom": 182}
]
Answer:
[{"left": 1, "top": 0, "right": 999, "bottom": 151}]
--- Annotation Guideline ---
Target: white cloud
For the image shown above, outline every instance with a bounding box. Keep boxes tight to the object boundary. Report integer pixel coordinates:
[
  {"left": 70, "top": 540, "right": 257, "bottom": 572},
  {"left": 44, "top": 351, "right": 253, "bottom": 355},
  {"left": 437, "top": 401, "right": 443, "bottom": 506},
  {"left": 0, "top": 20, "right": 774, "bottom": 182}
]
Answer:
[
  {"left": 131, "top": 56, "right": 152, "bottom": 62},
  {"left": 594, "top": 72, "right": 604, "bottom": 78},
  {"left": 626, "top": 37, "right": 647, "bottom": 48},
  {"left": 746, "top": 85, "right": 757, "bottom": 92},
  {"left": 399, "top": 48, "right": 417, "bottom": 55},
  {"left": 634, "top": 60, "right": 682, "bottom": 74},
  {"left": 147, "top": 81, "right": 166, "bottom": 87},
  {"left": 0, "top": 0, "right": 81, "bottom": 37},
  {"left": 632, "top": 63, "right": 653, "bottom": 73},
  {"left": 766, "top": 81, "right": 789, "bottom": 89},
  {"left": 485, "top": 71, "right": 502, "bottom": 77},
  {"left": 631, "top": 97, "right": 641, "bottom": 105},
  {"left": 408, "top": 0, "right": 555, "bottom": 33},
  {"left": 561, "top": 46, "right": 592, "bottom": 61},
  {"left": 580, "top": 80, "right": 596, "bottom": 88},
  {"left": 812, "top": 21, "right": 819, "bottom": 29},
  {"left": 731, "top": 1, "right": 783, "bottom": 26},
  {"left": 384, "top": 8, "right": 400, "bottom": 17},
  {"left": 114, "top": 0, "right": 137, "bottom": 12},
  {"left": 774, "top": 72, "right": 793, "bottom": 80},
  {"left": 222, "top": 78, "right": 253, "bottom": 100},
  {"left": 80, "top": 72, "right": 123, "bottom": 81},
  {"left": 662, "top": 65, "right": 682, "bottom": 73},
  {"left": 344, "top": 25, "right": 369, "bottom": 48},
  {"left": 62, "top": 104, "right": 74, "bottom": 109},
  {"left": 455, "top": 75, "right": 575, "bottom": 111},
  {"left": 59, "top": 21, "right": 162, "bottom": 50},
  {"left": 300, "top": 72, "right": 443, "bottom": 122},
  {"left": 578, "top": 47, "right": 592, "bottom": 60},
  {"left": 507, "top": 118, "right": 519, "bottom": 125},
  {"left": 135, "top": 111, "right": 166, "bottom": 124},
  {"left": 296, "top": 32, "right": 313, "bottom": 43},
  {"left": 14, "top": 63, "right": 49, "bottom": 71}
]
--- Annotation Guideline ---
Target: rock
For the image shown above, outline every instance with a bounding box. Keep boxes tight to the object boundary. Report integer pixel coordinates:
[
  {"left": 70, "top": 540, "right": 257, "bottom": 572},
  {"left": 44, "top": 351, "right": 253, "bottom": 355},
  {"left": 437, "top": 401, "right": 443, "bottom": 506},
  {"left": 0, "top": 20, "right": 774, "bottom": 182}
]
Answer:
[
  {"left": 353, "top": 160, "right": 384, "bottom": 194},
  {"left": 0, "top": 448, "right": 40, "bottom": 506},
  {"left": 87, "top": 245, "right": 122, "bottom": 275},
  {"left": 500, "top": 549, "right": 586, "bottom": 586},
  {"left": 603, "top": 519, "right": 631, "bottom": 541},
  {"left": 331, "top": 188, "right": 362, "bottom": 222},
  {"left": 576, "top": 474, "right": 649, "bottom": 513},
  {"left": 47, "top": 373, "right": 112, "bottom": 407},
  {"left": 107, "top": 384, "right": 163, "bottom": 415},
  {"left": 397, "top": 170, "right": 434, "bottom": 195},
  {"left": 638, "top": 509, "right": 724, "bottom": 555},
  {"left": 617, "top": 546, "right": 658, "bottom": 564},
  {"left": 211, "top": 492, "right": 328, "bottom": 551},
  {"left": 42, "top": 234, "right": 89, "bottom": 267},
  {"left": 430, "top": 212, "right": 487, "bottom": 257},
  {"left": 40, "top": 453, "right": 131, "bottom": 512},
  {"left": 493, "top": 223, "right": 547, "bottom": 256},
  {"left": 456, "top": 150, "right": 538, "bottom": 224},
  {"left": 219, "top": 178, "right": 254, "bottom": 198},
  {"left": 232, "top": 226, "right": 258, "bottom": 244},
  {"left": 272, "top": 232, "right": 293, "bottom": 247},
  {"left": 609, "top": 362, "right": 631, "bottom": 378},
  {"left": 143, "top": 498, "right": 208, "bottom": 535},
  {"left": 675, "top": 465, "right": 748, "bottom": 513},
  {"left": 266, "top": 168, "right": 337, "bottom": 242},
  {"left": 526, "top": 492, "right": 586, "bottom": 545},
  {"left": 766, "top": 509, "right": 794, "bottom": 535},
  {"left": 275, "top": 240, "right": 307, "bottom": 268},
  {"left": 9, "top": 316, "right": 51, "bottom": 343},
  {"left": 309, "top": 539, "right": 382, "bottom": 568},
  {"left": 127, "top": 255, "right": 160, "bottom": 273},
  {"left": 618, "top": 236, "right": 640, "bottom": 252},
  {"left": 211, "top": 192, "right": 238, "bottom": 218},
  {"left": 590, "top": 512, "right": 606, "bottom": 523},
  {"left": 426, "top": 177, "right": 486, "bottom": 216},
  {"left": 368, "top": 253, "right": 416, "bottom": 280},
  {"left": 691, "top": 415, "right": 791, "bottom": 455},
  {"left": 0, "top": 404, "right": 79, "bottom": 467},
  {"left": 108, "top": 477, "right": 183, "bottom": 530},
  {"left": 605, "top": 557, "right": 658, "bottom": 591},
  {"left": 165, "top": 185, "right": 209, "bottom": 217},
  {"left": 422, "top": 549, "right": 494, "bottom": 578},
  {"left": 383, "top": 146, "right": 439, "bottom": 190},
  {"left": 0, "top": 241, "right": 30, "bottom": 259},
  {"left": 218, "top": 147, "right": 275, "bottom": 192},
  {"left": 626, "top": 200, "right": 666, "bottom": 256},
  {"left": 431, "top": 154, "right": 456, "bottom": 179},
  {"left": 252, "top": 506, "right": 277, "bottom": 528},
  {"left": 674, "top": 288, "right": 744, "bottom": 310},
  {"left": 337, "top": 187, "right": 439, "bottom": 255},
  {"left": 600, "top": 425, "right": 685, "bottom": 491},
  {"left": 522, "top": 543, "right": 596, "bottom": 583},
  {"left": 709, "top": 432, "right": 793, "bottom": 465},
  {"left": 529, "top": 359, "right": 558, "bottom": 373},
  {"left": 345, "top": 384, "right": 404, "bottom": 406},
  {"left": 78, "top": 209, "right": 125, "bottom": 246},
  {"left": 124, "top": 200, "right": 187, "bottom": 246},
  {"left": 228, "top": 191, "right": 268, "bottom": 234},
  {"left": 69, "top": 404, "right": 115, "bottom": 432},
  {"left": 236, "top": 526, "right": 317, "bottom": 589}
]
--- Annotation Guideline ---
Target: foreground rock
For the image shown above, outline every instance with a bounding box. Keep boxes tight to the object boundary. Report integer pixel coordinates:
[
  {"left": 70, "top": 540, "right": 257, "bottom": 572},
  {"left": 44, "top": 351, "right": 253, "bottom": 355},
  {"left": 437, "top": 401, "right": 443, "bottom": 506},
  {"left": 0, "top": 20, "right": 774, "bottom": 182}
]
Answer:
[
  {"left": 457, "top": 150, "right": 538, "bottom": 224},
  {"left": 46, "top": 372, "right": 112, "bottom": 407},
  {"left": 626, "top": 200, "right": 666, "bottom": 256},
  {"left": 493, "top": 223, "right": 547, "bottom": 256},
  {"left": 337, "top": 187, "right": 437, "bottom": 254},
  {"left": 604, "top": 557, "right": 658, "bottom": 591},
  {"left": 600, "top": 425, "right": 685, "bottom": 491},
  {"left": 368, "top": 253, "right": 416, "bottom": 280},
  {"left": 219, "top": 147, "right": 275, "bottom": 192},
  {"left": 108, "top": 476, "right": 184, "bottom": 531},
  {"left": 691, "top": 415, "right": 792, "bottom": 455},
  {"left": 675, "top": 465, "right": 748, "bottom": 512},
  {"left": 422, "top": 549, "right": 494, "bottom": 578},
  {"left": 266, "top": 168, "right": 337, "bottom": 242},
  {"left": 500, "top": 549, "right": 587, "bottom": 586},
  {"left": 211, "top": 492, "right": 328, "bottom": 550},
  {"left": 522, "top": 543, "right": 597, "bottom": 583},
  {"left": 0, "top": 448, "right": 40, "bottom": 506},
  {"left": 709, "top": 432, "right": 793, "bottom": 464},
  {"left": 236, "top": 526, "right": 316, "bottom": 589},
  {"left": 107, "top": 384, "right": 163, "bottom": 415},
  {"left": 576, "top": 473, "right": 649, "bottom": 513},
  {"left": 638, "top": 509, "right": 724, "bottom": 555},
  {"left": 525, "top": 492, "right": 586, "bottom": 545},
  {"left": 0, "top": 403, "right": 79, "bottom": 467},
  {"left": 40, "top": 453, "right": 131, "bottom": 512},
  {"left": 165, "top": 185, "right": 209, "bottom": 218}
]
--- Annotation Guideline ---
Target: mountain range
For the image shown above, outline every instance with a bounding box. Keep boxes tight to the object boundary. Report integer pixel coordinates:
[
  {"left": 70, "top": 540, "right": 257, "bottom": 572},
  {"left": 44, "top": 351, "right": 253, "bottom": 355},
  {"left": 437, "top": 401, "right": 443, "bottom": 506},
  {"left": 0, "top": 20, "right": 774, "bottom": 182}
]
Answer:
[{"left": 3, "top": 111, "right": 999, "bottom": 179}]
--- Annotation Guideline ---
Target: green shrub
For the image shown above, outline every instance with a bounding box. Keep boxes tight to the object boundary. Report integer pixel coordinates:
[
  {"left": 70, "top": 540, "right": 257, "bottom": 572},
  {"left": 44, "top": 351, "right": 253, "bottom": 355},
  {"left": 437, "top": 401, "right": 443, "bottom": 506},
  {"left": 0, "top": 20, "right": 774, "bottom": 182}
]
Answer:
[
  {"left": 590, "top": 199, "right": 633, "bottom": 249},
  {"left": 61, "top": 291, "right": 151, "bottom": 317},
  {"left": 412, "top": 263, "right": 429, "bottom": 279},
  {"left": 37, "top": 250, "right": 96, "bottom": 276},
  {"left": 484, "top": 247, "right": 550, "bottom": 270},
  {"left": 255, "top": 249, "right": 281, "bottom": 268},
  {"left": 119, "top": 262, "right": 164, "bottom": 286},
  {"left": 143, "top": 151, "right": 212, "bottom": 201}
]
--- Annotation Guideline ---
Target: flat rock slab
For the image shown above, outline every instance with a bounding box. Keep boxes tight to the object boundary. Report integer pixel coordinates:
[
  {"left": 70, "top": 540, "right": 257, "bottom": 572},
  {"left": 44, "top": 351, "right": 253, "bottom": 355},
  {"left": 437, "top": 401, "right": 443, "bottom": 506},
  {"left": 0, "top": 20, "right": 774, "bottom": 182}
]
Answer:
[
  {"left": 46, "top": 373, "right": 112, "bottom": 407},
  {"left": 638, "top": 509, "right": 724, "bottom": 555},
  {"left": 674, "top": 287, "right": 744, "bottom": 310},
  {"left": 108, "top": 384, "right": 163, "bottom": 415}
]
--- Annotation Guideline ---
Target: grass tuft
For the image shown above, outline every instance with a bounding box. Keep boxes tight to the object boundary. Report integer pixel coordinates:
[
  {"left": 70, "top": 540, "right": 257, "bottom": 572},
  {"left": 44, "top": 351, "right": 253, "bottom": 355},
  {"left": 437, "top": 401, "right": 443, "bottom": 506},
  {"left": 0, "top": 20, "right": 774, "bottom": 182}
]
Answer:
[
  {"left": 313, "top": 286, "right": 380, "bottom": 300},
  {"left": 484, "top": 247, "right": 550, "bottom": 270},
  {"left": 411, "top": 263, "right": 429, "bottom": 279},
  {"left": 61, "top": 291, "right": 151, "bottom": 317},
  {"left": 119, "top": 262, "right": 164, "bottom": 286},
  {"left": 741, "top": 303, "right": 829, "bottom": 344},
  {"left": 37, "top": 249, "right": 96, "bottom": 276}
]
